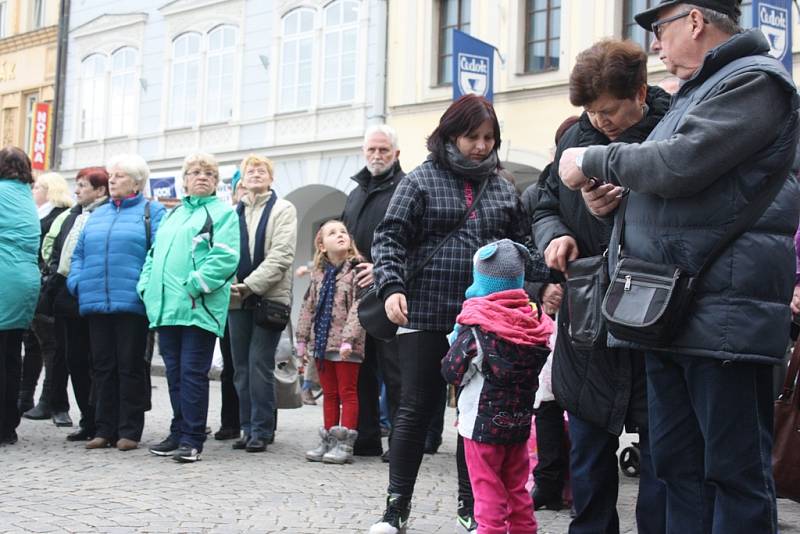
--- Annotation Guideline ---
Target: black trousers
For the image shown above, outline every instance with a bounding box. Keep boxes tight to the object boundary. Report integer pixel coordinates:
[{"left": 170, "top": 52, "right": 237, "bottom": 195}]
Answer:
[
  {"left": 21, "top": 316, "right": 58, "bottom": 408},
  {"left": 354, "top": 335, "right": 384, "bottom": 455},
  {"left": 376, "top": 335, "right": 401, "bottom": 432},
  {"left": 59, "top": 316, "right": 94, "bottom": 432},
  {"left": 219, "top": 325, "right": 239, "bottom": 430},
  {"left": 388, "top": 331, "right": 473, "bottom": 504},
  {"left": 0, "top": 329, "right": 23, "bottom": 439},
  {"left": 533, "top": 400, "right": 568, "bottom": 498},
  {"left": 87, "top": 313, "right": 149, "bottom": 441}
]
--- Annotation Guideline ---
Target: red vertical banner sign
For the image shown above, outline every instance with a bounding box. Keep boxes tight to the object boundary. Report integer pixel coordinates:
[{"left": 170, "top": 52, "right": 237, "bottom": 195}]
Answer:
[{"left": 30, "top": 102, "right": 51, "bottom": 171}]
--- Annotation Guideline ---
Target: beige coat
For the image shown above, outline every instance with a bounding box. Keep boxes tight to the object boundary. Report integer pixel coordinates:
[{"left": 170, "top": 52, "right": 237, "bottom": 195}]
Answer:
[{"left": 230, "top": 190, "right": 297, "bottom": 308}]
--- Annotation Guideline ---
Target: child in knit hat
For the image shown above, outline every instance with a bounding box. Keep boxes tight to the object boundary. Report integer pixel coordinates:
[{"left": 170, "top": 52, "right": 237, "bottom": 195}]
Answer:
[{"left": 442, "top": 238, "right": 554, "bottom": 534}]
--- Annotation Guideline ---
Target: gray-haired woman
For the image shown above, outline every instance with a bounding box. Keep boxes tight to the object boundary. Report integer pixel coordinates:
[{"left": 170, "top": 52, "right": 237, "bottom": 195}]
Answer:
[{"left": 67, "top": 154, "right": 166, "bottom": 451}]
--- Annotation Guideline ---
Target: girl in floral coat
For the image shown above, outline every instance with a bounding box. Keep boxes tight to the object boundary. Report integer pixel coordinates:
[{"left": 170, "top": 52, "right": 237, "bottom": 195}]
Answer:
[{"left": 297, "top": 220, "right": 365, "bottom": 464}]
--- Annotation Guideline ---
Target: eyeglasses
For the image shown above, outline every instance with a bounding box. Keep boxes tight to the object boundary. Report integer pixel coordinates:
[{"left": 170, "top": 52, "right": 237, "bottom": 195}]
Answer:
[
  {"left": 651, "top": 11, "right": 692, "bottom": 40},
  {"left": 186, "top": 170, "right": 216, "bottom": 178}
]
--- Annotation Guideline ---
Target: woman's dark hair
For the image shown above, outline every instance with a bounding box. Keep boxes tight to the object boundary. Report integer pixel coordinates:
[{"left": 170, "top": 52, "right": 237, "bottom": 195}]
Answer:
[
  {"left": 426, "top": 94, "right": 502, "bottom": 165},
  {"left": 569, "top": 39, "right": 647, "bottom": 107},
  {"left": 76, "top": 166, "right": 109, "bottom": 192},
  {"left": 0, "top": 146, "right": 33, "bottom": 184}
]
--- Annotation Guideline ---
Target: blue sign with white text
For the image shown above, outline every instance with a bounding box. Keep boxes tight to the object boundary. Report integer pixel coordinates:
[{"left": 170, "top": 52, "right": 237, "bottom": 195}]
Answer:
[
  {"left": 452, "top": 30, "right": 494, "bottom": 102},
  {"left": 753, "top": 0, "right": 793, "bottom": 76},
  {"left": 150, "top": 177, "right": 177, "bottom": 199}
]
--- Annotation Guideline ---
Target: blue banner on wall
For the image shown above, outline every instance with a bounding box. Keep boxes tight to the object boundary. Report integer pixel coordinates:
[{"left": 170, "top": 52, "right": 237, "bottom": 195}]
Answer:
[
  {"left": 149, "top": 177, "right": 177, "bottom": 199},
  {"left": 753, "top": 0, "right": 793, "bottom": 75},
  {"left": 452, "top": 30, "right": 494, "bottom": 102}
]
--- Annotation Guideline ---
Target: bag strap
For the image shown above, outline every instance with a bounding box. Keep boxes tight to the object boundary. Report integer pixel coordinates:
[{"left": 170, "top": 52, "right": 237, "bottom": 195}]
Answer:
[
  {"left": 616, "top": 160, "right": 791, "bottom": 283},
  {"left": 779, "top": 336, "right": 800, "bottom": 402},
  {"left": 143, "top": 201, "right": 152, "bottom": 251},
  {"left": 404, "top": 179, "right": 488, "bottom": 285}
]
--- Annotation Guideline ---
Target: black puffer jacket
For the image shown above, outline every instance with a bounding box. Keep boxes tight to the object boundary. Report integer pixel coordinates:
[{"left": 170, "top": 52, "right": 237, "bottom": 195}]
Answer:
[
  {"left": 533, "top": 86, "right": 670, "bottom": 434},
  {"left": 341, "top": 161, "right": 404, "bottom": 262}
]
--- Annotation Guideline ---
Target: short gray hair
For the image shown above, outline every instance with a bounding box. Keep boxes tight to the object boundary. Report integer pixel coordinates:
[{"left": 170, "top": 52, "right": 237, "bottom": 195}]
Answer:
[
  {"left": 181, "top": 152, "right": 219, "bottom": 178},
  {"left": 684, "top": 4, "right": 742, "bottom": 35},
  {"left": 363, "top": 124, "right": 399, "bottom": 150},
  {"left": 107, "top": 153, "right": 150, "bottom": 186}
]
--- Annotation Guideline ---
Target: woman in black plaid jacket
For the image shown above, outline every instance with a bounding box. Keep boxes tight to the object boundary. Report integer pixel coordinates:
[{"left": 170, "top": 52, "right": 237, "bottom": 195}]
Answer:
[{"left": 368, "top": 94, "right": 552, "bottom": 534}]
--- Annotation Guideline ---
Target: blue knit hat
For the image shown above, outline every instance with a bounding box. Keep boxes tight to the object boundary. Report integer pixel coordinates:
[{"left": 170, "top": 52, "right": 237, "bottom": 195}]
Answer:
[
  {"left": 230, "top": 169, "right": 241, "bottom": 195},
  {"left": 464, "top": 239, "right": 531, "bottom": 299}
]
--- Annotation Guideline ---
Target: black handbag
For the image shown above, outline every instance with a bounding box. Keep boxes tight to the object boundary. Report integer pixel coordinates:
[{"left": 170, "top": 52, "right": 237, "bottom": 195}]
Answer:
[
  {"left": 602, "top": 163, "right": 790, "bottom": 347},
  {"left": 358, "top": 180, "right": 489, "bottom": 341},
  {"left": 254, "top": 298, "right": 291, "bottom": 331},
  {"left": 565, "top": 252, "right": 609, "bottom": 349}
]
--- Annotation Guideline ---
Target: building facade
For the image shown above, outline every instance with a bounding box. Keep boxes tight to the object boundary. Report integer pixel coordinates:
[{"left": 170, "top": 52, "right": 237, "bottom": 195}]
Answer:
[
  {"left": 0, "top": 0, "right": 60, "bottom": 169},
  {"left": 386, "top": 0, "right": 800, "bottom": 190},
  {"left": 58, "top": 0, "right": 388, "bottom": 305}
]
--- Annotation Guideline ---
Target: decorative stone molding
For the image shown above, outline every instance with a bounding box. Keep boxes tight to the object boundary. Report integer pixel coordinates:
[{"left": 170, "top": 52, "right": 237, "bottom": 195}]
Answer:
[
  {"left": 160, "top": 0, "right": 244, "bottom": 37},
  {"left": 71, "top": 14, "right": 147, "bottom": 59}
]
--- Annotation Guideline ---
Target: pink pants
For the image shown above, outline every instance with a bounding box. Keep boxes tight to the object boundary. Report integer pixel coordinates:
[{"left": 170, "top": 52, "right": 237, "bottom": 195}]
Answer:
[{"left": 464, "top": 438, "right": 538, "bottom": 534}]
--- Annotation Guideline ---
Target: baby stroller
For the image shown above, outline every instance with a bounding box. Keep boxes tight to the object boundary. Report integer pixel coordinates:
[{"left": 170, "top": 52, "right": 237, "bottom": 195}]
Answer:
[{"left": 619, "top": 441, "right": 641, "bottom": 477}]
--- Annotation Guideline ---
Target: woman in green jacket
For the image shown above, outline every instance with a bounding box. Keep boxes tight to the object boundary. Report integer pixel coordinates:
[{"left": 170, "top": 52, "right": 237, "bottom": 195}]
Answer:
[{"left": 138, "top": 152, "right": 240, "bottom": 463}]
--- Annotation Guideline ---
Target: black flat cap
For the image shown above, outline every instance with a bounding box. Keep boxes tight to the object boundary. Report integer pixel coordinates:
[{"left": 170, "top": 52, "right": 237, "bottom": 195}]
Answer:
[{"left": 635, "top": 0, "right": 743, "bottom": 31}]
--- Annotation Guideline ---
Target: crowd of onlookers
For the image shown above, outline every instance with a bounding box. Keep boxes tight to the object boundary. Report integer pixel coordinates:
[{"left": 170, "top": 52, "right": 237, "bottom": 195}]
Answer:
[{"left": 2, "top": 2, "right": 800, "bottom": 534}]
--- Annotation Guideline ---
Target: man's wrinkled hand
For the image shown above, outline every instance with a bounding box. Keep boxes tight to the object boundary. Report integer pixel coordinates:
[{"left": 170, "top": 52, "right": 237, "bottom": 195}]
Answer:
[
  {"left": 355, "top": 262, "right": 374, "bottom": 288},
  {"left": 541, "top": 283, "right": 564, "bottom": 315},
  {"left": 559, "top": 147, "right": 590, "bottom": 190},
  {"left": 582, "top": 183, "right": 624, "bottom": 218}
]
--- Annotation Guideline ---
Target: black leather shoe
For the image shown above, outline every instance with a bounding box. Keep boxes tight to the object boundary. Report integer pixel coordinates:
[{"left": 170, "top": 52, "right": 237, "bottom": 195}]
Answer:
[
  {"left": 531, "top": 487, "right": 564, "bottom": 511},
  {"left": 232, "top": 436, "right": 249, "bottom": 450},
  {"left": 66, "top": 427, "right": 94, "bottom": 441},
  {"left": 423, "top": 435, "right": 442, "bottom": 455},
  {"left": 23, "top": 403, "right": 51, "bottom": 420},
  {"left": 214, "top": 427, "right": 240, "bottom": 441},
  {"left": 245, "top": 437, "right": 267, "bottom": 452},
  {"left": 52, "top": 411, "right": 73, "bottom": 427},
  {"left": 17, "top": 395, "right": 33, "bottom": 414}
]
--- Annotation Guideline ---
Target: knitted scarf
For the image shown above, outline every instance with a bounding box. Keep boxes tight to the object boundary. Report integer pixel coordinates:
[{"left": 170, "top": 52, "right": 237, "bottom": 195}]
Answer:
[
  {"left": 455, "top": 289, "right": 554, "bottom": 347},
  {"left": 313, "top": 263, "right": 340, "bottom": 369},
  {"left": 444, "top": 142, "right": 499, "bottom": 181},
  {"left": 236, "top": 191, "right": 277, "bottom": 283}
]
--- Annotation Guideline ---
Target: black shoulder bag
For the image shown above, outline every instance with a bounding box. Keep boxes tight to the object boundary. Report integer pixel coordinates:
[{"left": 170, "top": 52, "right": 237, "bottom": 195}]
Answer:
[
  {"left": 601, "top": 164, "right": 790, "bottom": 347},
  {"left": 358, "top": 180, "right": 489, "bottom": 341}
]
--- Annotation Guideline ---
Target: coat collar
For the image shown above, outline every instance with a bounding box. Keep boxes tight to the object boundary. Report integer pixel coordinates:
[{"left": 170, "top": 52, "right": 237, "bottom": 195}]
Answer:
[{"left": 350, "top": 160, "right": 402, "bottom": 190}]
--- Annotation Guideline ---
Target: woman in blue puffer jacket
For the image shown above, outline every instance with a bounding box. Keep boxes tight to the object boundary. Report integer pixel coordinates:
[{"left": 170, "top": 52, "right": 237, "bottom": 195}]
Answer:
[{"left": 68, "top": 153, "right": 165, "bottom": 452}]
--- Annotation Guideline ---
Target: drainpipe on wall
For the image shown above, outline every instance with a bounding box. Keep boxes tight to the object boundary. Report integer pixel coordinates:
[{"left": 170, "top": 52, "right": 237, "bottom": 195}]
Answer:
[
  {"left": 51, "top": 0, "right": 70, "bottom": 170},
  {"left": 369, "top": 0, "right": 388, "bottom": 124}
]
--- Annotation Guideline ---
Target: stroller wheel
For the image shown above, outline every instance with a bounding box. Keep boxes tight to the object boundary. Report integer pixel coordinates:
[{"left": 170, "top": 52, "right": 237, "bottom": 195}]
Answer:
[{"left": 619, "top": 444, "right": 641, "bottom": 477}]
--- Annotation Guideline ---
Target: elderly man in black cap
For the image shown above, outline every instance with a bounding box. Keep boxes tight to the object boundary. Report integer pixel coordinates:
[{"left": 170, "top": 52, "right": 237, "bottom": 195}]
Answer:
[{"left": 559, "top": 1, "right": 799, "bottom": 533}]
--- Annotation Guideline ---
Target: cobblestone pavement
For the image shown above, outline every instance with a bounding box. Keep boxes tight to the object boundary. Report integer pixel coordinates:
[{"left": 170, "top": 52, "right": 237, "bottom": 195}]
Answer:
[{"left": 1, "top": 376, "right": 798, "bottom": 533}]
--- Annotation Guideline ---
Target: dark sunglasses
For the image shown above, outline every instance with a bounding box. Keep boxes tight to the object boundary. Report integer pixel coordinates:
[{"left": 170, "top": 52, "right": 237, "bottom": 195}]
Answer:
[{"left": 651, "top": 10, "right": 692, "bottom": 40}]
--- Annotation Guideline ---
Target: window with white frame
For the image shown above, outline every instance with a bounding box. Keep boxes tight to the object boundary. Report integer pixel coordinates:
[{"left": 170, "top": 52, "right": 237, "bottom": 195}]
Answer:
[
  {"left": 79, "top": 54, "right": 106, "bottom": 140},
  {"left": 0, "top": 1, "right": 8, "bottom": 38},
  {"left": 108, "top": 47, "right": 138, "bottom": 137},
  {"left": 280, "top": 8, "right": 315, "bottom": 111},
  {"left": 322, "top": 1, "right": 358, "bottom": 105},
  {"left": 170, "top": 32, "right": 202, "bottom": 127},
  {"left": 32, "top": 0, "right": 46, "bottom": 30},
  {"left": 205, "top": 25, "right": 237, "bottom": 123}
]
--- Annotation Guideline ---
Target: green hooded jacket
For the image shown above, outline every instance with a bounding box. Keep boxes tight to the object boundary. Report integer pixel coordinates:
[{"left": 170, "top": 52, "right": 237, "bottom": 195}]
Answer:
[{"left": 138, "top": 195, "right": 240, "bottom": 337}]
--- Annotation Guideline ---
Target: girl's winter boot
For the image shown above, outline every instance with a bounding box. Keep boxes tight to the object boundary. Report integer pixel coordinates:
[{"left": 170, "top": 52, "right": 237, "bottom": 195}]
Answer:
[{"left": 305, "top": 427, "right": 331, "bottom": 462}]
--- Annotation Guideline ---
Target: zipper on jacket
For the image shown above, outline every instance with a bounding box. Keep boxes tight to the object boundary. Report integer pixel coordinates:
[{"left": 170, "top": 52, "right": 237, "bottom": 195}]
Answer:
[{"left": 104, "top": 205, "right": 121, "bottom": 310}]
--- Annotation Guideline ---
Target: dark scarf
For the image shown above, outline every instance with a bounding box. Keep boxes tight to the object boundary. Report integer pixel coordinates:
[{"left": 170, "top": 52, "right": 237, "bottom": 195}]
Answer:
[
  {"left": 236, "top": 191, "right": 277, "bottom": 282},
  {"left": 313, "top": 263, "right": 341, "bottom": 369},
  {"left": 444, "top": 142, "right": 499, "bottom": 181}
]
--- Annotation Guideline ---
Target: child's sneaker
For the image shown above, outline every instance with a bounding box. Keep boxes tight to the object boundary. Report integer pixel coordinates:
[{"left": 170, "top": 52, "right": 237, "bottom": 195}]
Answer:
[
  {"left": 456, "top": 498, "right": 478, "bottom": 532},
  {"left": 368, "top": 493, "right": 411, "bottom": 534}
]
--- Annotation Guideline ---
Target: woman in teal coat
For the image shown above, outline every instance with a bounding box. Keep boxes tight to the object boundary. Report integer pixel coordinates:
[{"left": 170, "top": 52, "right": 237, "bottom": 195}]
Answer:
[
  {"left": 0, "top": 147, "right": 40, "bottom": 445},
  {"left": 139, "top": 152, "right": 240, "bottom": 463}
]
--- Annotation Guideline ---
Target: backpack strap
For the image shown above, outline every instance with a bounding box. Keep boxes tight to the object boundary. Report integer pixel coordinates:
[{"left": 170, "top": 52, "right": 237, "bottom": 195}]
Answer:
[{"left": 144, "top": 201, "right": 152, "bottom": 251}]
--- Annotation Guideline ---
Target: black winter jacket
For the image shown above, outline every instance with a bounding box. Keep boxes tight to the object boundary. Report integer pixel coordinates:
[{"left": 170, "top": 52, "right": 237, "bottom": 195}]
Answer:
[
  {"left": 42, "top": 205, "right": 83, "bottom": 318},
  {"left": 583, "top": 30, "right": 800, "bottom": 365},
  {"left": 534, "top": 86, "right": 670, "bottom": 434},
  {"left": 341, "top": 161, "right": 404, "bottom": 262}
]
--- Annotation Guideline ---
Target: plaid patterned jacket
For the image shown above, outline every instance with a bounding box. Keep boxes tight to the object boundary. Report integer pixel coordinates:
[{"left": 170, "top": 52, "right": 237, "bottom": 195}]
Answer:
[{"left": 372, "top": 159, "right": 551, "bottom": 332}]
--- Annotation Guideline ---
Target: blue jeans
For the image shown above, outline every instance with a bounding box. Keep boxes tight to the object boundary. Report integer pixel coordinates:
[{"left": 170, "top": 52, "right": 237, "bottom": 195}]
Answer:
[
  {"left": 158, "top": 326, "right": 216, "bottom": 450},
  {"left": 645, "top": 351, "right": 776, "bottom": 534},
  {"left": 568, "top": 414, "right": 665, "bottom": 534},
  {"left": 228, "top": 310, "right": 279, "bottom": 441}
]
